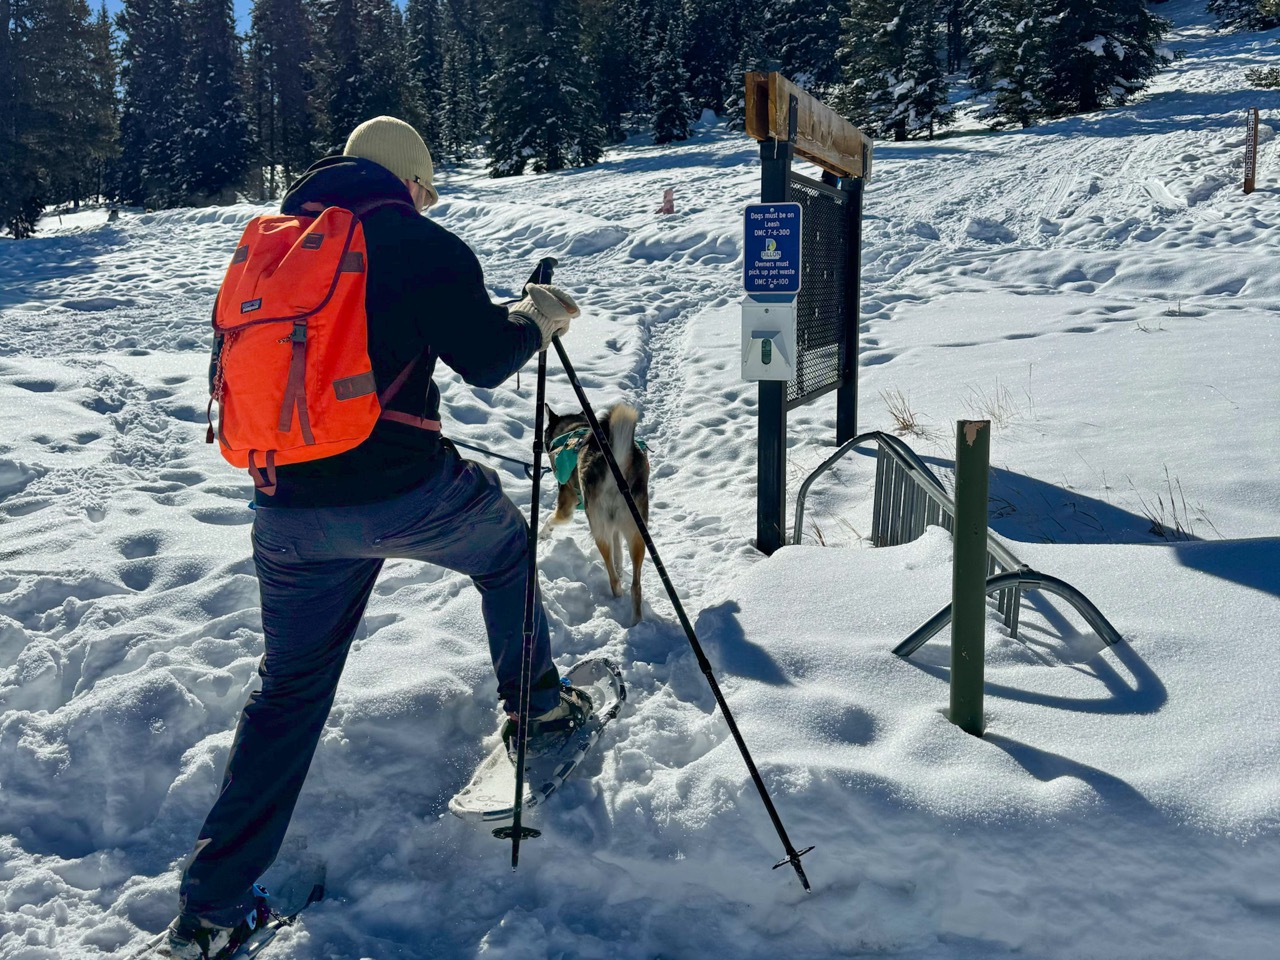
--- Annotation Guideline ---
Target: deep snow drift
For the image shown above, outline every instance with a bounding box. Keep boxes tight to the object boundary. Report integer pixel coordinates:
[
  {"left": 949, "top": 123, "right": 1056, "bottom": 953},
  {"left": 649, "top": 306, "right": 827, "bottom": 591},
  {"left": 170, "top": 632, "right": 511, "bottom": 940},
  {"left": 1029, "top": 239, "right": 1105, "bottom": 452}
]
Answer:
[{"left": 2, "top": 4, "right": 1278, "bottom": 958}]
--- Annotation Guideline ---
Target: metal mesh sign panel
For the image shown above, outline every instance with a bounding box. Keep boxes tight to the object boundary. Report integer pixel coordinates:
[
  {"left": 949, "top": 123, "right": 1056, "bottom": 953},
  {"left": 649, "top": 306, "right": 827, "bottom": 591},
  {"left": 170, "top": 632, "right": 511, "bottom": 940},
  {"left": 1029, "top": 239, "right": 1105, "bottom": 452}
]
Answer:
[{"left": 787, "top": 173, "right": 849, "bottom": 405}]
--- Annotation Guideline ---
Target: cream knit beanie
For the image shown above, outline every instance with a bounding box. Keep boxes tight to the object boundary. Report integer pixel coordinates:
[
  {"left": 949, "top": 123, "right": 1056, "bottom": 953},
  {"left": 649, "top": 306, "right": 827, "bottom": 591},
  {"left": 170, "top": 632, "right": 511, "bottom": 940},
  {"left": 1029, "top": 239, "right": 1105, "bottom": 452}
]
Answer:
[{"left": 343, "top": 116, "right": 438, "bottom": 206}]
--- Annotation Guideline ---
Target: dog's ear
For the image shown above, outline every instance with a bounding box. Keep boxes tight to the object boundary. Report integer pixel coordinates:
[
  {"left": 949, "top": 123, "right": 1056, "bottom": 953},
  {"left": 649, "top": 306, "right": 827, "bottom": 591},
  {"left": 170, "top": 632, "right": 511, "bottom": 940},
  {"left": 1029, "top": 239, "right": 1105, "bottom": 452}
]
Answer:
[{"left": 544, "top": 403, "right": 557, "bottom": 425}]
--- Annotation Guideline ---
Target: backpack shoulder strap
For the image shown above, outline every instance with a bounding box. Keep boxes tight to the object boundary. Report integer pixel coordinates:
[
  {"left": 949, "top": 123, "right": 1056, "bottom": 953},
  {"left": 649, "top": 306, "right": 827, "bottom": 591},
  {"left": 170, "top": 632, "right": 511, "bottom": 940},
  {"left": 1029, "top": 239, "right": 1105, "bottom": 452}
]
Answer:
[{"left": 346, "top": 195, "right": 417, "bottom": 220}]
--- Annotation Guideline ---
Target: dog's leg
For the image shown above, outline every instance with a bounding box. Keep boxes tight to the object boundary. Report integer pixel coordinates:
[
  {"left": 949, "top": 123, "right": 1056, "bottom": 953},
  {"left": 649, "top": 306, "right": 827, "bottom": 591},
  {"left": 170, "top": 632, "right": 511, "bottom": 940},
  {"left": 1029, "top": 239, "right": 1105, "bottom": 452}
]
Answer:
[
  {"left": 594, "top": 536, "right": 622, "bottom": 597},
  {"left": 540, "top": 484, "right": 578, "bottom": 540},
  {"left": 628, "top": 532, "right": 645, "bottom": 623}
]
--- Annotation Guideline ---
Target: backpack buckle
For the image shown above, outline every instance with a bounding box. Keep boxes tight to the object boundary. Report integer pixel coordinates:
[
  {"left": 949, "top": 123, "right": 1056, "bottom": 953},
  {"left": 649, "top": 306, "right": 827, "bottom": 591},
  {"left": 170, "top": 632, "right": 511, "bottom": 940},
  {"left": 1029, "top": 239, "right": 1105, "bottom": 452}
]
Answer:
[{"left": 290, "top": 321, "right": 307, "bottom": 343}]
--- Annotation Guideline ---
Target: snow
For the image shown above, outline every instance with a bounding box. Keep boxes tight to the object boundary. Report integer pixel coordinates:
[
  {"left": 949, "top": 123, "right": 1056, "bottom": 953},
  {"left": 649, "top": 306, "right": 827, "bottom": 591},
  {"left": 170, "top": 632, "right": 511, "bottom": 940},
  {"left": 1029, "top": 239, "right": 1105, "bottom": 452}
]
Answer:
[
  {"left": 2, "top": 3, "right": 1279, "bottom": 958},
  {"left": 1082, "top": 36, "right": 1109, "bottom": 56}
]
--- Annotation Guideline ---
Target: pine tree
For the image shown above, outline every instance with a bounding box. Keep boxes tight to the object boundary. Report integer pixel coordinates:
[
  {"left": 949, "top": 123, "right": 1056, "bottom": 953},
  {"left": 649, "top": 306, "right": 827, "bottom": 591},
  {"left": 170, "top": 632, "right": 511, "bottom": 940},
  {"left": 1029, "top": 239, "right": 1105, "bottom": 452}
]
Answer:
[
  {"left": 649, "top": 0, "right": 692, "bottom": 143},
  {"left": 1, "top": 0, "right": 41, "bottom": 236},
  {"left": 723, "top": 17, "right": 766, "bottom": 131},
  {"left": 30, "top": 0, "right": 117, "bottom": 207},
  {"left": 179, "top": 0, "right": 250, "bottom": 202},
  {"left": 359, "top": 0, "right": 427, "bottom": 130},
  {"left": 1246, "top": 65, "right": 1280, "bottom": 89},
  {"left": 310, "top": 0, "right": 425, "bottom": 155},
  {"left": 247, "top": 0, "right": 317, "bottom": 199},
  {"left": 310, "top": 0, "right": 364, "bottom": 152},
  {"left": 944, "top": 0, "right": 973, "bottom": 72},
  {"left": 762, "top": 0, "right": 843, "bottom": 95},
  {"left": 1208, "top": 0, "right": 1280, "bottom": 31},
  {"left": 1050, "top": 1, "right": 1169, "bottom": 114},
  {"left": 27, "top": 1, "right": 86, "bottom": 204},
  {"left": 2, "top": 0, "right": 118, "bottom": 234},
  {"left": 583, "top": 0, "right": 652, "bottom": 141},
  {"left": 405, "top": 0, "right": 442, "bottom": 148},
  {"left": 485, "top": 0, "right": 603, "bottom": 177},
  {"left": 87, "top": 4, "right": 120, "bottom": 203},
  {"left": 682, "top": 0, "right": 748, "bottom": 115},
  {"left": 117, "top": 0, "right": 186, "bottom": 206},
  {"left": 0, "top": 2, "right": 11, "bottom": 201},
  {"left": 971, "top": 0, "right": 1053, "bottom": 128},
  {"left": 965, "top": 0, "right": 996, "bottom": 87},
  {"left": 838, "top": 0, "right": 954, "bottom": 141},
  {"left": 434, "top": 0, "right": 486, "bottom": 161},
  {"left": 974, "top": 0, "right": 1169, "bottom": 126},
  {"left": 903, "top": 2, "right": 953, "bottom": 138}
]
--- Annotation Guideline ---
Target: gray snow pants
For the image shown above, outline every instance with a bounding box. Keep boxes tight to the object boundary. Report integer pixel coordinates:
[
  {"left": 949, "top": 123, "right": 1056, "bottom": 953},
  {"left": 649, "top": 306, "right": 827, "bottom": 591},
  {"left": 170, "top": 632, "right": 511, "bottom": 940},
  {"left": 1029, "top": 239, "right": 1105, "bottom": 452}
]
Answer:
[{"left": 178, "top": 448, "right": 560, "bottom": 922}]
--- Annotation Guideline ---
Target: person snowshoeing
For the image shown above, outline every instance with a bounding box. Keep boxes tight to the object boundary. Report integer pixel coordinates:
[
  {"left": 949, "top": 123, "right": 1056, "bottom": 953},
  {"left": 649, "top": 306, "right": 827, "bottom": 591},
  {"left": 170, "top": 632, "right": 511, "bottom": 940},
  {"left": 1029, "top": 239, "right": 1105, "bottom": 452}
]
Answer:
[{"left": 163, "top": 116, "right": 592, "bottom": 959}]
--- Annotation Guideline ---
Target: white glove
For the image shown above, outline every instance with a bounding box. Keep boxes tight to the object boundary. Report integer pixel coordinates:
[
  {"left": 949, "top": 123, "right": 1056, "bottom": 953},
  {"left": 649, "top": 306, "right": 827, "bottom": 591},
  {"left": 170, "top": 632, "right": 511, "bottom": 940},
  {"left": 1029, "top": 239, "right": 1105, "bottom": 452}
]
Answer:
[{"left": 510, "top": 284, "right": 580, "bottom": 349}]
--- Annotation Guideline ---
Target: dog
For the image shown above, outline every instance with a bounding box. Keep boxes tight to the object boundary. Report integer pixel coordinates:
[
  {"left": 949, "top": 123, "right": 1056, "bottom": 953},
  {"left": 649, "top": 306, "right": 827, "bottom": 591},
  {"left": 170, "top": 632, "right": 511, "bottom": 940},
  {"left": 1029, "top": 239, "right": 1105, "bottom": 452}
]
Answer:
[{"left": 541, "top": 403, "right": 650, "bottom": 624}]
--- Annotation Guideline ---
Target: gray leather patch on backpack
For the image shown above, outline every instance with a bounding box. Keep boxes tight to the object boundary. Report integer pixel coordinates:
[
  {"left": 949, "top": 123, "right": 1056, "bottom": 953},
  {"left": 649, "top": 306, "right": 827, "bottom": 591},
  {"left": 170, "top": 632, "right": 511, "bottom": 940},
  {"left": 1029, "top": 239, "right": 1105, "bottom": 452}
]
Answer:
[{"left": 333, "top": 371, "right": 376, "bottom": 401}]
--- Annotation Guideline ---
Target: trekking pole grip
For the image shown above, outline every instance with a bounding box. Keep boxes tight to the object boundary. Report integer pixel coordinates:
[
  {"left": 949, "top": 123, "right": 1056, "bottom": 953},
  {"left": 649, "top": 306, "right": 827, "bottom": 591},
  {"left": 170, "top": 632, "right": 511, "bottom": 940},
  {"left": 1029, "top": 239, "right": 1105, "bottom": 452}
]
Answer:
[{"left": 528, "top": 256, "right": 558, "bottom": 289}]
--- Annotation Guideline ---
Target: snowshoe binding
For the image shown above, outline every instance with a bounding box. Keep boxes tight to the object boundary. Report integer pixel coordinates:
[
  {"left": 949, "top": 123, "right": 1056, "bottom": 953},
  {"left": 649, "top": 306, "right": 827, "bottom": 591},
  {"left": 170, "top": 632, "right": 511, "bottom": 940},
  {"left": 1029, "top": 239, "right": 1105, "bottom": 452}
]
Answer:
[
  {"left": 502, "top": 679, "right": 593, "bottom": 763},
  {"left": 161, "top": 884, "right": 272, "bottom": 959}
]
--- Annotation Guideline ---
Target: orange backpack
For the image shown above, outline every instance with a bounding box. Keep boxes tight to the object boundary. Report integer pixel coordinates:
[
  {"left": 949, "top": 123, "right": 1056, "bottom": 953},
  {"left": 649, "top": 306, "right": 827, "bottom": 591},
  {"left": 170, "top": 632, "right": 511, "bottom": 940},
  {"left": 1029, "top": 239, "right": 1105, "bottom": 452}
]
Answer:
[{"left": 207, "top": 201, "right": 438, "bottom": 494}]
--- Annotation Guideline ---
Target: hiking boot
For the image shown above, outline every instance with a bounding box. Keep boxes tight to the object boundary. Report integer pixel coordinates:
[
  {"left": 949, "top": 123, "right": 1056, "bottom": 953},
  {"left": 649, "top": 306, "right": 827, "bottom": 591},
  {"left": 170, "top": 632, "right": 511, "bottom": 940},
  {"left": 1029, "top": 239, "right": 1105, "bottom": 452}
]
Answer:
[
  {"left": 163, "top": 885, "right": 271, "bottom": 959},
  {"left": 503, "top": 682, "right": 593, "bottom": 763}
]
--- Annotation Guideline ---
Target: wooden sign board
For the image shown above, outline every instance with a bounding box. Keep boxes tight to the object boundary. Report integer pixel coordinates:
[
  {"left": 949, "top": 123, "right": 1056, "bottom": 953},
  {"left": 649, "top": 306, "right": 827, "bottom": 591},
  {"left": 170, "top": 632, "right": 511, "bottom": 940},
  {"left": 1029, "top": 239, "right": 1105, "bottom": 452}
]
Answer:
[
  {"left": 744, "top": 72, "right": 873, "bottom": 181},
  {"left": 1244, "top": 108, "right": 1259, "bottom": 195}
]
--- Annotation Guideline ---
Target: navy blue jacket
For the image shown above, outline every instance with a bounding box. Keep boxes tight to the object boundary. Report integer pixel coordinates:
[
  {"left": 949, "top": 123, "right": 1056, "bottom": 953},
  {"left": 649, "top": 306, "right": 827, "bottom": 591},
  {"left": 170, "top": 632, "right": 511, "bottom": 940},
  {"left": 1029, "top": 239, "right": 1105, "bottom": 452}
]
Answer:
[{"left": 255, "top": 156, "right": 542, "bottom": 507}]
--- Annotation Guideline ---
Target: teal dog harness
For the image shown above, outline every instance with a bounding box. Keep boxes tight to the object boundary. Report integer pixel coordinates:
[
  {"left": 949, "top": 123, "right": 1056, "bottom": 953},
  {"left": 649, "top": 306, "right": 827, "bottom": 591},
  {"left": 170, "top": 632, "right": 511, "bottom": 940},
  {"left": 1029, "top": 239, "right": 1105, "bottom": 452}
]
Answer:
[
  {"left": 549, "top": 428, "right": 591, "bottom": 490},
  {"left": 548, "top": 427, "right": 647, "bottom": 509}
]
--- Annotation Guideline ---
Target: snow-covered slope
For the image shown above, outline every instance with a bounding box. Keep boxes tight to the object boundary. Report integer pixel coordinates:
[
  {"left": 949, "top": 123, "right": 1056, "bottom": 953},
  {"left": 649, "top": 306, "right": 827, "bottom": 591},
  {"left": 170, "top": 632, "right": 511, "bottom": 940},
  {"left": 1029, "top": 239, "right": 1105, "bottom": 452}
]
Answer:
[{"left": 2, "top": 3, "right": 1277, "bottom": 957}]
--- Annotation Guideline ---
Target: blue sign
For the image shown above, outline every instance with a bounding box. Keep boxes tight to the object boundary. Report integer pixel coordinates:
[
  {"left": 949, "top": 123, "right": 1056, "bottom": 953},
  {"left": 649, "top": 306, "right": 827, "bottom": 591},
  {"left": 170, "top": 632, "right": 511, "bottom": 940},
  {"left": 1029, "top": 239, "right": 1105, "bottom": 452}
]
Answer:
[{"left": 743, "top": 203, "right": 802, "bottom": 295}]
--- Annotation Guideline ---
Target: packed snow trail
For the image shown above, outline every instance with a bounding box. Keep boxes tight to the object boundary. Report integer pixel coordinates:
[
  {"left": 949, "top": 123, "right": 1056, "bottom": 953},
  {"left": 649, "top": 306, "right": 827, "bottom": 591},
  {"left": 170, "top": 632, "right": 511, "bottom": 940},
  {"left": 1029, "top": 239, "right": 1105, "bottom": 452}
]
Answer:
[{"left": 2, "top": 4, "right": 1280, "bottom": 957}]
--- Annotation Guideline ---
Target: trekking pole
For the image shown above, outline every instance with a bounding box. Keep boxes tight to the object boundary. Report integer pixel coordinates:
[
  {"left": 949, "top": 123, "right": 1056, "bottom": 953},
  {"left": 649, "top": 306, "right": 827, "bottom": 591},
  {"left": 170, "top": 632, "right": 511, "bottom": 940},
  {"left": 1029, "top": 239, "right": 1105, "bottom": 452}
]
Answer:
[
  {"left": 547, "top": 336, "right": 815, "bottom": 892},
  {"left": 492, "top": 257, "right": 558, "bottom": 867}
]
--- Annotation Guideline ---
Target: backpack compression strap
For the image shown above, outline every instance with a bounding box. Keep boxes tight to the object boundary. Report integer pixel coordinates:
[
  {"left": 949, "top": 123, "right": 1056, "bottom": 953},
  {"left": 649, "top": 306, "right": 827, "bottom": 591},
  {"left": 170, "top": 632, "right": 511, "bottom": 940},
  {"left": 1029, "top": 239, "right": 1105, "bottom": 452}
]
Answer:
[
  {"left": 376, "top": 356, "right": 442, "bottom": 431},
  {"left": 248, "top": 450, "right": 277, "bottom": 496}
]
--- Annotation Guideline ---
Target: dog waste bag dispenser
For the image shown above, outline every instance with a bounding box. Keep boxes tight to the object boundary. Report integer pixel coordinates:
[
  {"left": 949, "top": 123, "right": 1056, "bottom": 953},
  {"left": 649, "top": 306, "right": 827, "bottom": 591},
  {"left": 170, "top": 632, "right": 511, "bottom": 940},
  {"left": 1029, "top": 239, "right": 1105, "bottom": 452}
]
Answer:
[
  {"left": 742, "top": 202, "right": 801, "bottom": 383},
  {"left": 741, "top": 299, "right": 796, "bottom": 381}
]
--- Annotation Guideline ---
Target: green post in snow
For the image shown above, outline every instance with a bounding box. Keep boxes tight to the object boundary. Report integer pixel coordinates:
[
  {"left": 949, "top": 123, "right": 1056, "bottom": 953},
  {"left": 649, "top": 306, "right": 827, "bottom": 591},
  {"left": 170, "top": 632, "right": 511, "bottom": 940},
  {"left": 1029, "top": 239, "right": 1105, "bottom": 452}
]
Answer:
[{"left": 951, "top": 420, "right": 990, "bottom": 737}]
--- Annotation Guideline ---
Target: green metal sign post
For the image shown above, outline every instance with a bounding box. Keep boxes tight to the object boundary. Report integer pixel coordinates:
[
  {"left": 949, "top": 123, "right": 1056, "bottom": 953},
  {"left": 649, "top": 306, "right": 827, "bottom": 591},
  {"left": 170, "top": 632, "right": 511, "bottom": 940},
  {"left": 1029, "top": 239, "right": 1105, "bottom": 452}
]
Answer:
[{"left": 950, "top": 420, "right": 990, "bottom": 737}]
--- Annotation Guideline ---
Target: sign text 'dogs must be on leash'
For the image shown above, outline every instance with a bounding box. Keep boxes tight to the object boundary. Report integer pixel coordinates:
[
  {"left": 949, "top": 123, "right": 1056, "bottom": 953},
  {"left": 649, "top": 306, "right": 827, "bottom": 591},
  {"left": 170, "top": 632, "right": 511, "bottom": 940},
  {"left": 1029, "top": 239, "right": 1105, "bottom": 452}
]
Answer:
[{"left": 743, "top": 203, "right": 802, "bottom": 295}]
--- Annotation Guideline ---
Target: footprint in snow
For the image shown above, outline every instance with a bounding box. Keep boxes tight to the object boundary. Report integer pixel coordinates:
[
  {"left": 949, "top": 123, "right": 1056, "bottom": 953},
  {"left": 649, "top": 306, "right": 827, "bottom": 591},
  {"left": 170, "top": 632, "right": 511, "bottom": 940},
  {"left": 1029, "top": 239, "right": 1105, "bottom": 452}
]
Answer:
[
  {"left": 10, "top": 378, "right": 57, "bottom": 393},
  {"left": 190, "top": 505, "right": 252, "bottom": 526},
  {"left": 117, "top": 533, "right": 162, "bottom": 560}
]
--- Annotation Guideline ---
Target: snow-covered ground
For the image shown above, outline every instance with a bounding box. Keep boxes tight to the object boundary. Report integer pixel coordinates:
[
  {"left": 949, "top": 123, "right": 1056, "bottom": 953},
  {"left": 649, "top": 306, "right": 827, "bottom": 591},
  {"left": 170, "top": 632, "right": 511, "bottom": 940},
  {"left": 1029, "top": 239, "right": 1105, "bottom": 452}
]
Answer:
[{"left": 2, "top": 3, "right": 1278, "bottom": 957}]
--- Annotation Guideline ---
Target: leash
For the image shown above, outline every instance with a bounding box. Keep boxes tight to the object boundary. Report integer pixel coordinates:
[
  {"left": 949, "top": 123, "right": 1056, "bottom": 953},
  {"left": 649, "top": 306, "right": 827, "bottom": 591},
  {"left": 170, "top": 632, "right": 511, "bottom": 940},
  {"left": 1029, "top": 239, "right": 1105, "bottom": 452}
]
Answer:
[{"left": 449, "top": 437, "right": 550, "bottom": 481}]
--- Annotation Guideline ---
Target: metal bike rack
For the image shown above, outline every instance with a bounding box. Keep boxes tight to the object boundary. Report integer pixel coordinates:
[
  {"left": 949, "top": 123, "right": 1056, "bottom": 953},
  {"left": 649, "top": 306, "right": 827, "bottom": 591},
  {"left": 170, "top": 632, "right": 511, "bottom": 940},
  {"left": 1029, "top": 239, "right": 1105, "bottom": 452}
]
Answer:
[
  {"left": 892, "top": 569, "right": 1124, "bottom": 659},
  {"left": 792, "top": 430, "right": 1122, "bottom": 651}
]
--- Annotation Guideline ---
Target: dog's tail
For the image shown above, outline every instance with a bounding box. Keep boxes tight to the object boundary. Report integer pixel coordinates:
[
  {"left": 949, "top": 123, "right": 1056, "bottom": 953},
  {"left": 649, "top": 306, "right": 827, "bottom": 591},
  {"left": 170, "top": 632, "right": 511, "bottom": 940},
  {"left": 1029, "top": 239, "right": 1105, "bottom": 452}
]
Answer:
[{"left": 607, "top": 404, "right": 639, "bottom": 474}]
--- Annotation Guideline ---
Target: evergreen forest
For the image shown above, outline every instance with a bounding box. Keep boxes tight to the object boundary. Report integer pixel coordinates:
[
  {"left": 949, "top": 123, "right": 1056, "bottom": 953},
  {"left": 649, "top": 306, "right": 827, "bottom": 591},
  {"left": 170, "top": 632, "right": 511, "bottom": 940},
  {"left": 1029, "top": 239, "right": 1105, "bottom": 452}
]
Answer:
[{"left": 1, "top": 0, "right": 1276, "bottom": 236}]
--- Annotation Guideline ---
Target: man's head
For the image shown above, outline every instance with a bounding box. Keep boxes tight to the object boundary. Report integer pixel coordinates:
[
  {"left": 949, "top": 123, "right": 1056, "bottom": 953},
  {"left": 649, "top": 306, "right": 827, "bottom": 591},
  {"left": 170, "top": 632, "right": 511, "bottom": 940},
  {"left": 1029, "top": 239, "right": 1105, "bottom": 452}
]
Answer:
[{"left": 343, "top": 116, "right": 438, "bottom": 213}]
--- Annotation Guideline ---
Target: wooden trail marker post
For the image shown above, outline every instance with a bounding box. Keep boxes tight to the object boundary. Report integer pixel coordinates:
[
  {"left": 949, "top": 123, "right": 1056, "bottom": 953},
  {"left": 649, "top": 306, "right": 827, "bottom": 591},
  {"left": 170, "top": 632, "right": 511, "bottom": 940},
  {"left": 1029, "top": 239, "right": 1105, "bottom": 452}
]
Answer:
[
  {"left": 1244, "top": 108, "right": 1260, "bottom": 195},
  {"left": 743, "top": 72, "right": 873, "bottom": 554}
]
